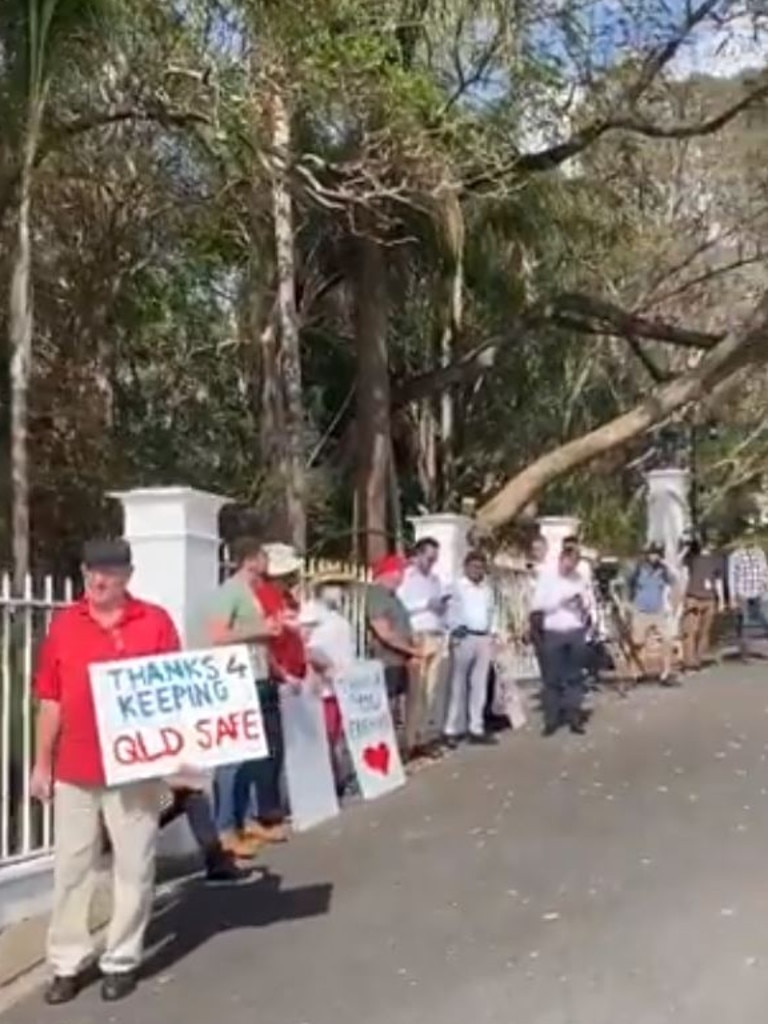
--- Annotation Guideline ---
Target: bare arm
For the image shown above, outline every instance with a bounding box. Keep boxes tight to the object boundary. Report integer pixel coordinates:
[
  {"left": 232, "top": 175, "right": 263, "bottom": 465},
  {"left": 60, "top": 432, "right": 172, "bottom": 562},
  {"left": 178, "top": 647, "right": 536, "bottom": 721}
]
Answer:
[
  {"left": 31, "top": 622, "right": 63, "bottom": 801},
  {"left": 370, "top": 617, "right": 421, "bottom": 660},
  {"left": 31, "top": 701, "right": 61, "bottom": 801},
  {"left": 35, "top": 700, "right": 61, "bottom": 769},
  {"left": 205, "top": 617, "right": 277, "bottom": 646}
]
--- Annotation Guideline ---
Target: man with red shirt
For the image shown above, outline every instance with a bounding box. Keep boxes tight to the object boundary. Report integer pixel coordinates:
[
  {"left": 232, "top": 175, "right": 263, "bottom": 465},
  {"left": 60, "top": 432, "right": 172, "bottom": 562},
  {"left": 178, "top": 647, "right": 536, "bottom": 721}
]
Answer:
[
  {"left": 250, "top": 543, "right": 307, "bottom": 834},
  {"left": 32, "top": 539, "right": 180, "bottom": 1006}
]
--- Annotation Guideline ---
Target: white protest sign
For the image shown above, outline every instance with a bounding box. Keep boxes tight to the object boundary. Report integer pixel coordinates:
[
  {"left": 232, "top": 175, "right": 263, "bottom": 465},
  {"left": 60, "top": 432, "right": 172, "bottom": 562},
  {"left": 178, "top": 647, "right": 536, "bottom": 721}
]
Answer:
[
  {"left": 281, "top": 685, "right": 339, "bottom": 831},
  {"left": 333, "top": 660, "right": 405, "bottom": 800},
  {"left": 90, "top": 644, "right": 268, "bottom": 787}
]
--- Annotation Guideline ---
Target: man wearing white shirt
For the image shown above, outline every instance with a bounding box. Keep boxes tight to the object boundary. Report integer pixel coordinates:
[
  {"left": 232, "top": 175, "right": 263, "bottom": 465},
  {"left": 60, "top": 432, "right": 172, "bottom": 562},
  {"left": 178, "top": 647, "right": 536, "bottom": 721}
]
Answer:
[
  {"left": 532, "top": 540, "right": 590, "bottom": 737},
  {"left": 444, "top": 550, "right": 496, "bottom": 747},
  {"left": 397, "top": 538, "right": 448, "bottom": 758}
]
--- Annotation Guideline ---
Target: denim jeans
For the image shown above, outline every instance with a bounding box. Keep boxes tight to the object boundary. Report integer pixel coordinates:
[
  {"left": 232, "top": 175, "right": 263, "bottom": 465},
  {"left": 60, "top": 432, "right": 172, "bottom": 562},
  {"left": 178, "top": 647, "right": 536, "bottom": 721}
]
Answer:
[
  {"left": 737, "top": 596, "right": 768, "bottom": 655},
  {"left": 161, "top": 788, "right": 219, "bottom": 851},
  {"left": 252, "top": 681, "right": 285, "bottom": 822},
  {"left": 213, "top": 680, "right": 286, "bottom": 831},
  {"left": 213, "top": 759, "right": 260, "bottom": 834}
]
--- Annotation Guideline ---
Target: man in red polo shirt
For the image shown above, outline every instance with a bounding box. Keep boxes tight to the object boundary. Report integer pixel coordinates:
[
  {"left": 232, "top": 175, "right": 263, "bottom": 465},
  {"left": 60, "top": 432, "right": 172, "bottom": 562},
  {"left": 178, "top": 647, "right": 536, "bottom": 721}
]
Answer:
[{"left": 31, "top": 539, "right": 180, "bottom": 1006}]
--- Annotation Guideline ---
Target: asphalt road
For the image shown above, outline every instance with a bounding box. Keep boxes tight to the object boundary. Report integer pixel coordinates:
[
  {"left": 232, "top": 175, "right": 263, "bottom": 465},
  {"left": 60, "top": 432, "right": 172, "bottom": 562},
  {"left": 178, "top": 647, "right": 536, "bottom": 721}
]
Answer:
[{"left": 5, "top": 664, "right": 768, "bottom": 1024}]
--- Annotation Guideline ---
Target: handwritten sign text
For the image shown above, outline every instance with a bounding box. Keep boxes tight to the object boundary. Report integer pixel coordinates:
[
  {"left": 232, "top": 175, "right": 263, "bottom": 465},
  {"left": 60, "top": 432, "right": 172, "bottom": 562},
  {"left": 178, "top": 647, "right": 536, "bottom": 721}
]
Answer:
[
  {"left": 333, "top": 660, "right": 405, "bottom": 800},
  {"left": 90, "top": 645, "right": 268, "bottom": 786}
]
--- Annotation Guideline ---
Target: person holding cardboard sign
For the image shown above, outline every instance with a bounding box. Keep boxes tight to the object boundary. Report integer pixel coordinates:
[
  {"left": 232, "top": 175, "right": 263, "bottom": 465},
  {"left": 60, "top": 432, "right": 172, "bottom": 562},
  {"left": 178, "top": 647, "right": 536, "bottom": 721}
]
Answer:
[
  {"left": 365, "top": 554, "right": 428, "bottom": 748},
  {"left": 202, "top": 537, "right": 281, "bottom": 856},
  {"left": 31, "top": 539, "right": 180, "bottom": 1006}
]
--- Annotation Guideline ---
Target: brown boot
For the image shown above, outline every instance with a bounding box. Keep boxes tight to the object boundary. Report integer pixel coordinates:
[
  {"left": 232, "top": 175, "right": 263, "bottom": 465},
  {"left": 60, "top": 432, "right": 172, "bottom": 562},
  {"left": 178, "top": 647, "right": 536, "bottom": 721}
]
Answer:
[
  {"left": 218, "top": 830, "right": 262, "bottom": 858},
  {"left": 242, "top": 820, "right": 289, "bottom": 844}
]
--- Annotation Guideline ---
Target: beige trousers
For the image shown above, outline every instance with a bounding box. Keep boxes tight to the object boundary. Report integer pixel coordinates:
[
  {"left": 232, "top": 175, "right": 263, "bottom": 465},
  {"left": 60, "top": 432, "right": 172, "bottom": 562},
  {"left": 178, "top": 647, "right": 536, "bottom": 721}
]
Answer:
[
  {"left": 405, "top": 634, "right": 445, "bottom": 749},
  {"left": 48, "top": 780, "right": 161, "bottom": 977}
]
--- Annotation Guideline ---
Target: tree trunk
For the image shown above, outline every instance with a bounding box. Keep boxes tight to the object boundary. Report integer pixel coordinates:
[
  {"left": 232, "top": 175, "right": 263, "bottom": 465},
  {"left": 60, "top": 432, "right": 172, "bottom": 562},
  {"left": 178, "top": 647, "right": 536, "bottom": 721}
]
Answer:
[
  {"left": 416, "top": 399, "right": 438, "bottom": 508},
  {"left": 477, "top": 292, "right": 768, "bottom": 529},
  {"left": 439, "top": 242, "right": 463, "bottom": 504},
  {"left": 268, "top": 81, "right": 306, "bottom": 550},
  {"left": 354, "top": 236, "right": 391, "bottom": 564},
  {"left": 9, "top": 121, "right": 41, "bottom": 592}
]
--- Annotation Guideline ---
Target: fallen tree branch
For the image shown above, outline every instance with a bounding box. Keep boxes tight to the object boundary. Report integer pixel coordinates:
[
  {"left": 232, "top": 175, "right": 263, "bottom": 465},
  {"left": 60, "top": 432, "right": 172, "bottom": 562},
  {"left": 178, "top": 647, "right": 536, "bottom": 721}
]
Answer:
[{"left": 476, "top": 290, "right": 768, "bottom": 529}]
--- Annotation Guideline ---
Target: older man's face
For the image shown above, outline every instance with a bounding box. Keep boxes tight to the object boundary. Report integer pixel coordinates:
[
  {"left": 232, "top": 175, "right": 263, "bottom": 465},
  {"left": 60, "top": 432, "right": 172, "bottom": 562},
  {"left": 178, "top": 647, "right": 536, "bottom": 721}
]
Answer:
[{"left": 83, "top": 566, "right": 131, "bottom": 610}]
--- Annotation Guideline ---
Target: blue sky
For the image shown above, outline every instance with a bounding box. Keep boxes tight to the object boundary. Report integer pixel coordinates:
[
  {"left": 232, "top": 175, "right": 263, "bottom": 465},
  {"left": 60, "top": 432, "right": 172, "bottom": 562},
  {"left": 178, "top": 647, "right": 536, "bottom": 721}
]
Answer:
[{"left": 524, "top": 1, "right": 767, "bottom": 82}]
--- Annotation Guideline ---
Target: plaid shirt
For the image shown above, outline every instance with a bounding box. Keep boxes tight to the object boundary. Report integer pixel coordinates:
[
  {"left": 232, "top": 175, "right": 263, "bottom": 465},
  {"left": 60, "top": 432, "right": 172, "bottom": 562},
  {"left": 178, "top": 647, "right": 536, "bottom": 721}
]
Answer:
[{"left": 728, "top": 546, "right": 768, "bottom": 600}]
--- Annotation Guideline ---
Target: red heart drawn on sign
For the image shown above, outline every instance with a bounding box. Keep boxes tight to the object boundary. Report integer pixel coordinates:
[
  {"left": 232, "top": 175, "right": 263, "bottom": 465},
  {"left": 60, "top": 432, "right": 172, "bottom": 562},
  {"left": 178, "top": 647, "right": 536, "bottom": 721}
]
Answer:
[{"left": 363, "top": 742, "right": 390, "bottom": 775}]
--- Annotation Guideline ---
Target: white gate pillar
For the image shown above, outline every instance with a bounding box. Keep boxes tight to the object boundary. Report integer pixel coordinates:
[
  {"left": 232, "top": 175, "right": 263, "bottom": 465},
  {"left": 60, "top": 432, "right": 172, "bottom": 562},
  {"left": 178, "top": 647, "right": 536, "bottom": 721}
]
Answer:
[
  {"left": 110, "top": 486, "right": 227, "bottom": 644},
  {"left": 537, "top": 516, "right": 581, "bottom": 568},
  {"left": 645, "top": 468, "right": 690, "bottom": 572},
  {"left": 111, "top": 486, "right": 228, "bottom": 859}
]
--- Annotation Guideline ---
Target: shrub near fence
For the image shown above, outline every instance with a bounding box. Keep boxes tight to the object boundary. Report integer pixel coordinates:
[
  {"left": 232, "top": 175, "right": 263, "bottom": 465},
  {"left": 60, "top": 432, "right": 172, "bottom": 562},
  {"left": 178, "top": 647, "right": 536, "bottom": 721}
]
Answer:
[{"left": 0, "top": 576, "right": 73, "bottom": 863}]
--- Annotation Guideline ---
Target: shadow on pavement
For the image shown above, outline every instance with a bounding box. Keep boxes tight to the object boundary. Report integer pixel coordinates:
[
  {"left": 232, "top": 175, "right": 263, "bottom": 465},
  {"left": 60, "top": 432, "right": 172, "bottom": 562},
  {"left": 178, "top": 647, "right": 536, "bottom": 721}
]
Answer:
[{"left": 140, "top": 866, "right": 333, "bottom": 979}]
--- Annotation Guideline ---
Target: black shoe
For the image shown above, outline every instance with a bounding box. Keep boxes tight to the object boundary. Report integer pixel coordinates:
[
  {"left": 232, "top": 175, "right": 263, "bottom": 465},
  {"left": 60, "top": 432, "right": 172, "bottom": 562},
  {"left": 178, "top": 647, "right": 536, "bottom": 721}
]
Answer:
[
  {"left": 443, "top": 735, "right": 461, "bottom": 751},
  {"left": 660, "top": 674, "right": 681, "bottom": 688},
  {"left": 468, "top": 732, "right": 497, "bottom": 747},
  {"left": 569, "top": 720, "right": 587, "bottom": 735},
  {"left": 542, "top": 723, "right": 560, "bottom": 738},
  {"left": 44, "top": 975, "right": 81, "bottom": 1005},
  {"left": 485, "top": 713, "right": 510, "bottom": 733},
  {"left": 205, "top": 850, "right": 251, "bottom": 883},
  {"left": 101, "top": 972, "right": 137, "bottom": 1002}
]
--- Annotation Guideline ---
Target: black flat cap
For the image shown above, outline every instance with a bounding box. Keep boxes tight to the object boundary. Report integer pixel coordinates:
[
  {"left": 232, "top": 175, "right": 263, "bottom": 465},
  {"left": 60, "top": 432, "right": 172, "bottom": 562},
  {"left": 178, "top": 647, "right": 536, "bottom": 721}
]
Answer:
[{"left": 82, "top": 538, "right": 132, "bottom": 569}]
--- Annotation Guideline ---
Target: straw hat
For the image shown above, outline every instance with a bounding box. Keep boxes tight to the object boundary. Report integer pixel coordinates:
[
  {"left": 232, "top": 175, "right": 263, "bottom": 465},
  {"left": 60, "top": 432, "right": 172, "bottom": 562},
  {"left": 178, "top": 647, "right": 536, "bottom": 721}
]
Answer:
[{"left": 263, "top": 542, "right": 303, "bottom": 577}]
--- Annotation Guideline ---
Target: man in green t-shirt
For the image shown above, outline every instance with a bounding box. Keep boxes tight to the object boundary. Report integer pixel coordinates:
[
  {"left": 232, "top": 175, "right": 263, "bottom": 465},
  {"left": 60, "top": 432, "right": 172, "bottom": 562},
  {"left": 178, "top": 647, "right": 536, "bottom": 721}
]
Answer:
[
  {"left": 200, "top": 537, "right": 280, "bottom": 858},
  {"left": 365, "top": 554, "right": 425, "bottom": 723}
]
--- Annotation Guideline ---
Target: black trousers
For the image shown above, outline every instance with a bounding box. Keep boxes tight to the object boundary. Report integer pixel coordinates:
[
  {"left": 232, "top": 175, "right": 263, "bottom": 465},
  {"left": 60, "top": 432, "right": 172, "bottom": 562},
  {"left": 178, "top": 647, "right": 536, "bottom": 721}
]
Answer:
[
  {"left": 253, "top": 681, "right": 285, "bottom": 822},
  {"left": 540, "top": 628, "right": 586, "bottom": 729}
]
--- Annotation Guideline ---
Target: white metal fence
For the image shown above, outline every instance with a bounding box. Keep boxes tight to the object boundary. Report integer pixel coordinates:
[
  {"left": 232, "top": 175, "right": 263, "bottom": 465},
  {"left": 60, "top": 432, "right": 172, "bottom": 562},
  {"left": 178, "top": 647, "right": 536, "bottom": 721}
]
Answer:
[
  {"left": 0, "top": 559, "right": 536, "bottom": 872},
  {"left": 0, "top": 575, "right": 73, "bottom": 866}
]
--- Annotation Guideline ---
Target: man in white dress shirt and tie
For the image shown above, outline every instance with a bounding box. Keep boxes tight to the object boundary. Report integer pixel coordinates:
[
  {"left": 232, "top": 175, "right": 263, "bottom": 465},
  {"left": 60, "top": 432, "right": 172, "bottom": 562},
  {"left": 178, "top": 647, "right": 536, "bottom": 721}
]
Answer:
[
  {"left": 532, "top": 539, "right": 591, "bottom": 737},
  {"left": 444, "top": 550, "right": 497, "bottom": 748}
]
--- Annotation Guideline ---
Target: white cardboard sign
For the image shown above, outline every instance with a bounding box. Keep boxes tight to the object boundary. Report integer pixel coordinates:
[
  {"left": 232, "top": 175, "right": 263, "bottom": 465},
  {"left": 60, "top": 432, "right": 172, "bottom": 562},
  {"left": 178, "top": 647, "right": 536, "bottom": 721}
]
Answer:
[
  {"left": 333, "top": 660, "right": 405, "bottom": 800},
  {"left": 90, "top": 644, "right": 268, "bottom": 786},
  {"left": 280, "top": 685, "right": 340, "bottom": 831}
]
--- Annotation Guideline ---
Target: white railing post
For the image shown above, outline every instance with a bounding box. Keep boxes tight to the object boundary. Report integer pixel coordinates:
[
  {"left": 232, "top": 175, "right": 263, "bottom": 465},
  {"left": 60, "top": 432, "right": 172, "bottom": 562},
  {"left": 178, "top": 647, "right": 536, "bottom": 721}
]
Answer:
[{"left": 1, "top": 572, "right": 75, "bottom": 927}]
